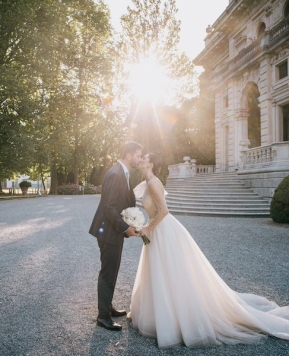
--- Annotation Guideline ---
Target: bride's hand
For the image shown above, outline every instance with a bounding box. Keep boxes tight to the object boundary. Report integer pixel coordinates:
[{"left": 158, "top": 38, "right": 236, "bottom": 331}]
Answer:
[{"left": 141, "top": 227, "right": 149, "bottom": 236}]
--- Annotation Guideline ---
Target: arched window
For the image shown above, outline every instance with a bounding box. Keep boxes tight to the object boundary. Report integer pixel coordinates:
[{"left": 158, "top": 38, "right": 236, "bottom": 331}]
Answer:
[
  {"left": 257, "top": 22, "right": 266, "bottom": 37},
  {"left": 285, "top": 0, "right": 289, "bottom": 17}
]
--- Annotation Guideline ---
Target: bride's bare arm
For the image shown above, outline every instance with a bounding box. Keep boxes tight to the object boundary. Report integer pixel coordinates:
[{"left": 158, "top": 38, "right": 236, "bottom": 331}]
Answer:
[{"left": 142, "top": 177, "right": 169, "bottom": 235}]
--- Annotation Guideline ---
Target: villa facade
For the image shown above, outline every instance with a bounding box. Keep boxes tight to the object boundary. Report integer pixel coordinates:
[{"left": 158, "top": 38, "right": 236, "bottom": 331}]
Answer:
[{"left": 193, "top": 0, "right": 289, "bottom": 200}]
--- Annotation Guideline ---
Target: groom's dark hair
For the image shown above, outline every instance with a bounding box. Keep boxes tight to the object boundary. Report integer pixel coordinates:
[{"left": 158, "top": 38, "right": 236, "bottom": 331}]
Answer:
[{"left": 120, "top": 141, "right": 143, "bottom": 159}]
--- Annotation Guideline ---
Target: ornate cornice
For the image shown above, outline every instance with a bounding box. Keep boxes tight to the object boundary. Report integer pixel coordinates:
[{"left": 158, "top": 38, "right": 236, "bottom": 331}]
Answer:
[{"left": 194, "top": 0, "right": 268, "bottom": 67}]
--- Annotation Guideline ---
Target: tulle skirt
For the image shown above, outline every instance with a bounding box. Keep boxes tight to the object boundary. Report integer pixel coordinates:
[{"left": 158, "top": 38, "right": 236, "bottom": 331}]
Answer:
[{"left": 127, "top": 214, "right": 289, "bottom": 348}]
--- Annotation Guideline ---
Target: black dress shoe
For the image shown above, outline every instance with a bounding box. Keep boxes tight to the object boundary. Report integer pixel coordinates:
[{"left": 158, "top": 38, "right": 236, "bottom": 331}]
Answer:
[
  {"left": 111, "top": 308, "right": 127, "bottom": 317},
  {"left": 97, "top": 317, "right": 122, "bottom": 331}
]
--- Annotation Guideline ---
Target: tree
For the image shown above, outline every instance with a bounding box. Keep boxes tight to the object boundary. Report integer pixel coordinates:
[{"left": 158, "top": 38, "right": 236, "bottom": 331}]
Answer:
[
  {"left": 118, "top": 0, "right": 196, "bottom": 105},
  {"left": 0, "top": 0, "right": 73, "bottom": 189},
  {"left": 29, "top": 0, "right": 122, "bottom": 193},
  {"left": 170, "top": 94, "right": 215, "bottom": 165},
  {"left": 57, "top": 1, "right": 114, "bottom": 186},
  {"left": 0, "top": 0, "right": 42, "bottom": 185},
  {"left": 112, "top": 0, "right": 199, "bottom": 171},
  {"left": 0, "top": 0, "right": 121, "bottom": 193}
]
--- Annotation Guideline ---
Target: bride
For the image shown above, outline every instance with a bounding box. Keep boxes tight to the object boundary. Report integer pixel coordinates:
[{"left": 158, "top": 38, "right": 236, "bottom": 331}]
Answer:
[{"left": 127, "top": 153, "right": 289, "bottom": 349}]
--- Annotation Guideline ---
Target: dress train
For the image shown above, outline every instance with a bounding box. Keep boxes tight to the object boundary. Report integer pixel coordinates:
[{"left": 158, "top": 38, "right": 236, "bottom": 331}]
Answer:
[{"left": 128, "top": 180, "right": 289, "bottom": 348}]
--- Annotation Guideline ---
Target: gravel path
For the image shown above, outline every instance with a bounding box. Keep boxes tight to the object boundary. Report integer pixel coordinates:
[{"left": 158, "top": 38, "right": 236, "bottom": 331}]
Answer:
[{"left": 0, "top": 195, "right": 288, "bottom": 356}]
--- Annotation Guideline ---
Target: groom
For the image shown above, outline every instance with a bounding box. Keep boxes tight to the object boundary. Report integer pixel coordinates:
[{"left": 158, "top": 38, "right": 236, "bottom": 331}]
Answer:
[{"left": 89, "top": 141, "right": 143, "bottom": 331}]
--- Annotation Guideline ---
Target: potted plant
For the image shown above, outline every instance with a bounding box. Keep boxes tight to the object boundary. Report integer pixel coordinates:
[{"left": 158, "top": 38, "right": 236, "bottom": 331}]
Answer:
[{"left": 19, "top": 180, "right": 32, "bottom": 195}]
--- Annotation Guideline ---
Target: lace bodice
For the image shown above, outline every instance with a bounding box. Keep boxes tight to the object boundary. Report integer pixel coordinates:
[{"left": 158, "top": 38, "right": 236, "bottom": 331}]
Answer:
[
  {"left": 135, "top": 177, "right": 169, "bottom": 235},
  {"left": 142, "top": 185, "right": 158, "bottom": 219}
]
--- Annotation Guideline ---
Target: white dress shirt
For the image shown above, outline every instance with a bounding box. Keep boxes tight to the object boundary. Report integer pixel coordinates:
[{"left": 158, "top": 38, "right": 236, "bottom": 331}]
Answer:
[{"left": 118, "top": 160, "right": 130, "bottom": 189}]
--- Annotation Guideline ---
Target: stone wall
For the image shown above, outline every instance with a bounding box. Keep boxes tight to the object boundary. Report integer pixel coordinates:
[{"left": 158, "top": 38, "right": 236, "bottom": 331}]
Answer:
[{"left": 237, "top": 169, "right": 289, "bottom": 202}]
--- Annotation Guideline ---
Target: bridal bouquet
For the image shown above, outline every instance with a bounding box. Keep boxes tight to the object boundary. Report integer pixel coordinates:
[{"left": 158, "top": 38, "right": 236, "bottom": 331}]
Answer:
[{"left": 121, "top": 207, "right": 150, "bottom": 245}]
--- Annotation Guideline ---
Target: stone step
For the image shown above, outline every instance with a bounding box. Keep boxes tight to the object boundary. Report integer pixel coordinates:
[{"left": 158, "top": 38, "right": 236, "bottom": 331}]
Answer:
[
  {"left": 167, "top": 176, "right": 241, "bottom": 181},
  {"left": 167, "top": 182, "right": 244, "bottom": 187},
  {"left": 166, "top": 175, "right": 239, "bottom": 182},
  {"left": 167, "top": 178, "right": 242, "bottom": 183},
  {"left": 167, "top": 202, "right": 270, "bottom": 209},
  {"left": 169, "top": 207, "right": 269, "bottom": 215},
  {"left": 166, "top": 190, "right": 259, "bottom": 195},
  {"left": 167, "top": 189, "right": 252, "bottom": 194},
  {"left": 168, "top": 208, "right": 270, "bottom": 217},
  {"left": 162, "top": 173, "right": 271, "bottom": 216},
  {"left": 136, "top": 201, "right": 270, "bottom": 216},
  {"left": 166, "top": 183, "right": 248, "bottom": 188},
  {"left": 166, "top": 197, "right": 268, "bottom": 204},
  {"left": 165, "top": 194, "right": 265, "bottom": 201}
]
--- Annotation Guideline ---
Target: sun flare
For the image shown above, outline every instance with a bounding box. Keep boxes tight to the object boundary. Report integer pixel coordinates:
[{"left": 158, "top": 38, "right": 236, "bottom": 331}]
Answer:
[{"left": 129, "top": 57, "right": 169, "bottom": 102}]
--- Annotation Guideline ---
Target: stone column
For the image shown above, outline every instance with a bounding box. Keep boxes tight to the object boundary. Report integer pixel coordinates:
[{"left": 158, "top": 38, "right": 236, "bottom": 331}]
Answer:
[
  {"left": 235, "top": 109, "right": 250, "bottom": 168},
  {"left": 264, "top": 55, "right": 272, "bottom": 144},
  {"left": 272, "top": 100, "right": 279, "bottom": 143}
]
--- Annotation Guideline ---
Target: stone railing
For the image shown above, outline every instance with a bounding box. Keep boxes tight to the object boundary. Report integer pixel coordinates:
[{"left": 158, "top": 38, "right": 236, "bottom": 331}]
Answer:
[
  {"left": 240, "top": 142, "right": 289, "bottom": 170},
  {"left": 196, "top": 165, "right": 216, "bottom": 174},
  {"left": 168, "top": 163, "right": 192, "bottom": 179},
  {"left": 213, "top": 37, "right": 263, "bottom": 81},
  {"left": 167, "top": 157, "right": 216, "bottom": 179},
  {"left": 232, "top": 37, "right": 262, "bottom": 69},
  {"left": 270, "top": 17, "right": 289, "bottom": 42}
]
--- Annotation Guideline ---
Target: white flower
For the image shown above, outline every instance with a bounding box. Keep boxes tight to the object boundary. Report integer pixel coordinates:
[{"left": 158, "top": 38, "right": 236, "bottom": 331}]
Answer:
[
  {"left": 121, "top": 207, "right": 145, "bottom": 231},
  {"left": 121, "top": 207, "right": 150, "bottom": 245}
]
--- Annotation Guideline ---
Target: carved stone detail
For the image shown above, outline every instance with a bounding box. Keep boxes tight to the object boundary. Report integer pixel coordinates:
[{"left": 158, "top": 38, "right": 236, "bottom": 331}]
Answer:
[
  {"left": 265, "top": 6, "right": 273, "bottom": 17},
  {"left": 235, "top": 109, "right": 250, "bottom": 119},
  {"left": 271, "top": 49, "right": 289, "bottom": 64}
]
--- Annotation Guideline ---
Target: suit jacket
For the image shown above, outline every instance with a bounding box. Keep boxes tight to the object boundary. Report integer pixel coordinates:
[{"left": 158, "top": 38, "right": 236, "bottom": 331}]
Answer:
[{"left": 89, "top": 162, "right": 136, "bottom": 246}]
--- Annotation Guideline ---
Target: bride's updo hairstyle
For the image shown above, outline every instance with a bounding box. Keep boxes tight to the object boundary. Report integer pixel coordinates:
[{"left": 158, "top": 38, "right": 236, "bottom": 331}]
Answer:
[{"left": 148, "top": 153, "right": 162, "bottom": 176}]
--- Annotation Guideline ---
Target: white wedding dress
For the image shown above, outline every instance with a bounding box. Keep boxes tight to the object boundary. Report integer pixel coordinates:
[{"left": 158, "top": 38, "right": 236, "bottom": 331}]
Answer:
[{"left": 127, "top": 177, "right": 289, "bottom": 348}]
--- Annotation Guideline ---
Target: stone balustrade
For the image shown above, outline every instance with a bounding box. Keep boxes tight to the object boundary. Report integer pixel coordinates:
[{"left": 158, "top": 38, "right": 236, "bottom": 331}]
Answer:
[
  {"left": 240, "top": 142, "right": 289, "bottom": 170},
  {"left": 232, "top": 38, "right": 262, "bottom": 69},
  {"left": 167, "top": 157, "right": 216, "bottom": 179},
  {"left": 270, "top": 17, "right": 289, "bottom": 42},
  {"left": 196, "top": 165, "right": 216, "bottom": 174}
]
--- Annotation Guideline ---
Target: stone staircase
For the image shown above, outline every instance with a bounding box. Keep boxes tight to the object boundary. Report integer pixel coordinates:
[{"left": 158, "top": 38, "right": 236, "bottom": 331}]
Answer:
[{"left": 163, "top": 173, "right": 271, "bottom": 217}]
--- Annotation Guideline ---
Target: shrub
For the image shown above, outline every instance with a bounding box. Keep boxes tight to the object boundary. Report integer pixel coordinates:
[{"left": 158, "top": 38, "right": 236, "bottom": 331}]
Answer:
[
  {"left": 270, "top": 175, "right": 289, "bottom": 223},
  {"left": 19, "top": 180, "right": 32, "bottom": 188},
  {"left": 57, "top": 183, "right": 101, "bottom": 195},
  {"left": 57, "top": 183, "right": 80, "bottom": 195},
  {"left": 83, "top": 183, "right": 99, "bottom": 194}
]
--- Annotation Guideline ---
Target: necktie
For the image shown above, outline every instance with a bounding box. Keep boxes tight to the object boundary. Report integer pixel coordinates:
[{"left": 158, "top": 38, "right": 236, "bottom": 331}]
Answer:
[{"left": 125, "top": 171, "right": 130, "bottom": 189}]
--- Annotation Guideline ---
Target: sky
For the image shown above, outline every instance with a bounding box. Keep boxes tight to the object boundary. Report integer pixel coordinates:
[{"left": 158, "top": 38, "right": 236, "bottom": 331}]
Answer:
[{"left": 103, "top": 0, "right": 229, "bottom": 60}]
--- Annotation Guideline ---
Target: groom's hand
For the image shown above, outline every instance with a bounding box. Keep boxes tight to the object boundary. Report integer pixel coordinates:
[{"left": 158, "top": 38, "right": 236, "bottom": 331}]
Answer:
[{"left": 125, "top": 226, "right": 138, "bottom": 237}]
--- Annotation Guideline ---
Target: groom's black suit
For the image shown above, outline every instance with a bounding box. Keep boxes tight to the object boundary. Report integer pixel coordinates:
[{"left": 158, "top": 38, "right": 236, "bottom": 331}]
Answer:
[{"left": 89, "top": 162, "right": 136, "bottom": 318}]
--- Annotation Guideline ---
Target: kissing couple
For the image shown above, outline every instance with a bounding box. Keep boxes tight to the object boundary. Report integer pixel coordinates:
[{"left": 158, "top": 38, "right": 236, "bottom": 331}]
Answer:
[{"left": 89, "top": 141, "right": 289, "bottom": 349}]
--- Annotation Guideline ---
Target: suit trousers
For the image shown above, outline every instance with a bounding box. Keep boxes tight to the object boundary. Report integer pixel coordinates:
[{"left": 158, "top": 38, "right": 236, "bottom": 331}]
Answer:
[{"left": 97, "top": 239, "right": 124, "bottom": 318}]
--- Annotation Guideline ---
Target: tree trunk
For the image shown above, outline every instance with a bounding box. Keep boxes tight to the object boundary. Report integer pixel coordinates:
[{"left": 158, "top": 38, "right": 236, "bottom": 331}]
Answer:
[
  {"left": 41, "top": 177, "right": 46, "bottom": 191},
  {"left": 74, "top": 169, "right": 79, "bottom": 185},
  {"left": 49, "top": 157, "right": 58, "bottom": 194},
  {"left": 39, "top": 165, "right": 46, "bottom": 191},
  {"left": 73, "top": 139, "right": 79, "bottom": 185}
]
